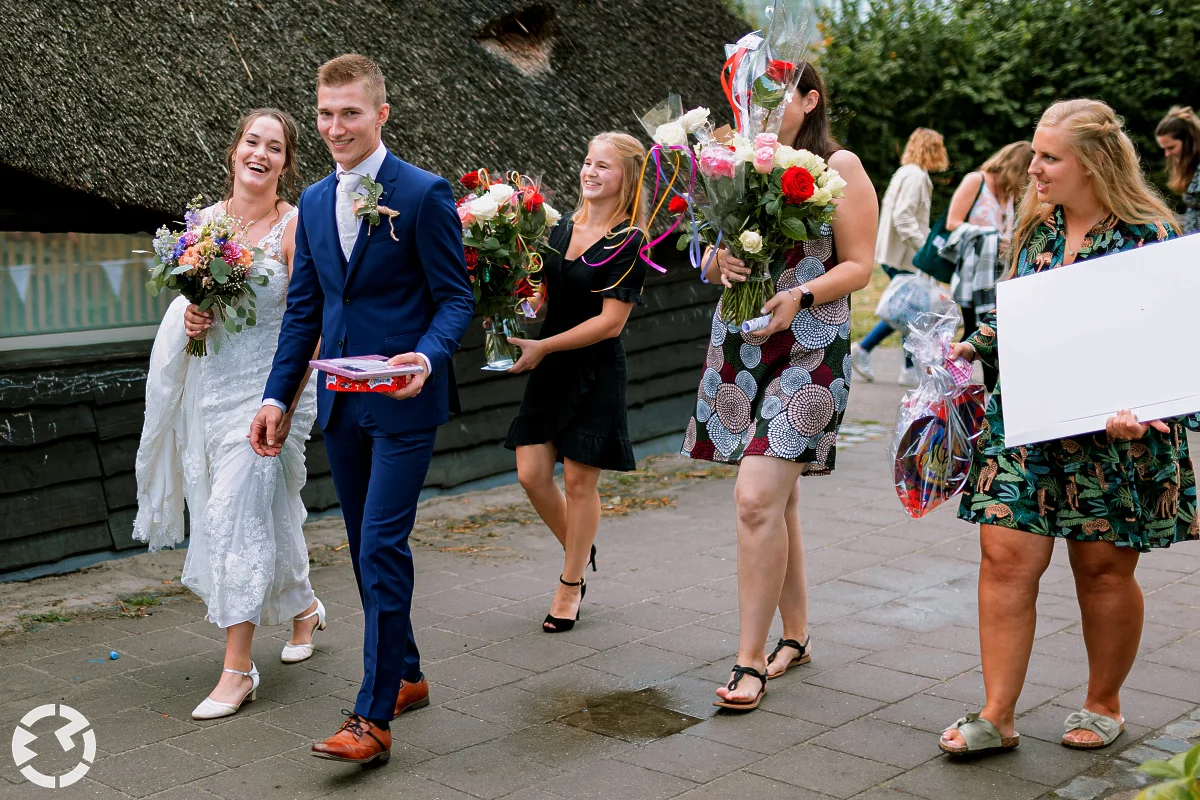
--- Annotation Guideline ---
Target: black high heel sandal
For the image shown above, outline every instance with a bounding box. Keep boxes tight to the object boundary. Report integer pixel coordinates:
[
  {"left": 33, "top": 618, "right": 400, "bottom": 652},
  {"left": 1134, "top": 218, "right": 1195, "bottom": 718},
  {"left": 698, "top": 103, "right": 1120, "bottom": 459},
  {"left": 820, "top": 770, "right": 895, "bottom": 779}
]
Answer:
[{"left": 543, "top": 575, "right": 586, "bottom": 633}]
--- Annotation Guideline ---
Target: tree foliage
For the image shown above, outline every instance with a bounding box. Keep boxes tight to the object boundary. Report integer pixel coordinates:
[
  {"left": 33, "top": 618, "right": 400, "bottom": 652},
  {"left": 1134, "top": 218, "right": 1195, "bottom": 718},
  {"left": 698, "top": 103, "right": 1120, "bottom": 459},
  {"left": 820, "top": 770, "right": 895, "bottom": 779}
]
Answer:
[{"left": 815, "top": 0, "right": 1200, "bottom": 208}]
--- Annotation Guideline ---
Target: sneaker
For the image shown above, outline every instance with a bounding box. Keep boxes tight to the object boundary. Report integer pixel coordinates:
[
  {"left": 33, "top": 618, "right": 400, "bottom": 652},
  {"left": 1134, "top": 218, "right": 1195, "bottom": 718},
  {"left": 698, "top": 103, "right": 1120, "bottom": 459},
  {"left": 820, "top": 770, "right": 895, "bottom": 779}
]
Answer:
[
  {"left": 898, "top": 366, "right": 920, "bottom": 387},
  {"left": 850, "top": 343, "right": 875, "bottom": 382}
]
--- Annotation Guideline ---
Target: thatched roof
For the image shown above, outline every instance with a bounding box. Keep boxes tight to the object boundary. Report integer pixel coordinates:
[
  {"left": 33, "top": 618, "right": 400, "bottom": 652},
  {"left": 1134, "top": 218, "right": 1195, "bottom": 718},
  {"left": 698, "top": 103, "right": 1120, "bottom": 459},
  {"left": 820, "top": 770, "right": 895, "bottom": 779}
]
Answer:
[{"left": 1, "top": 0, "right": 746, "bottom": 231}]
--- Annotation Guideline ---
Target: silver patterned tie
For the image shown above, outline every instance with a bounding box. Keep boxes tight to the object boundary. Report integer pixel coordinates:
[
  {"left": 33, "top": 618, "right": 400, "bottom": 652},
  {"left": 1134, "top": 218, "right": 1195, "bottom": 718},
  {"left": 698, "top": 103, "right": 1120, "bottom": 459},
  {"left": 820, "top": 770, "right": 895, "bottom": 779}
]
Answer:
[{"left": 336, "top": 171, "right": 363, "bottom": 261}]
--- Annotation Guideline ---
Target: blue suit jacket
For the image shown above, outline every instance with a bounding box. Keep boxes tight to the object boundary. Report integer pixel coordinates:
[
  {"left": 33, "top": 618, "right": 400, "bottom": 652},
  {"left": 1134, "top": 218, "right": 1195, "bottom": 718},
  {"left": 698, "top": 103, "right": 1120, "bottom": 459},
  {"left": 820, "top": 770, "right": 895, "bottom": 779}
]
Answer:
[{"left": 264, "top": 150, "right": 475, "bottom": 434}]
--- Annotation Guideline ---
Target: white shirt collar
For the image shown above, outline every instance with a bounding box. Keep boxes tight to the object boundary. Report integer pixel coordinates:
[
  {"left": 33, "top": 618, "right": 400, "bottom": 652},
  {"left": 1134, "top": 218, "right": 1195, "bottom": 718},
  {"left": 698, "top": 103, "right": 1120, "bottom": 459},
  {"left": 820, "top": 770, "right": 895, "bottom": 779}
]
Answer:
[{"left": 335, "top": 140, "right": 388, "bottom": 181}]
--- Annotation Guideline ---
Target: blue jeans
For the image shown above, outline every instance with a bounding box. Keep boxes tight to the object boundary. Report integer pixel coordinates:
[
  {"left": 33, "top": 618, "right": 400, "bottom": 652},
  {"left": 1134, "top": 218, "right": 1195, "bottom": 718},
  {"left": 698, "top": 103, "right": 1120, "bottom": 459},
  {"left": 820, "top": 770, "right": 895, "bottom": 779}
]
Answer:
[{"left": 861, "top": 265, "right": 913, "bottom": 368}]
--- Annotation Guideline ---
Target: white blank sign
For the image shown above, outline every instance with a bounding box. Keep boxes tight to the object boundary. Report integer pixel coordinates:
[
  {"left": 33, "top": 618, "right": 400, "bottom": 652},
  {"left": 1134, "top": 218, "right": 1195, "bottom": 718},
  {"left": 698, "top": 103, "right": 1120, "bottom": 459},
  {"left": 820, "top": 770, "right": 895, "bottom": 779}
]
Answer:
[{"left": 996, "top": 232, "right": 1200, "bottom": 448}]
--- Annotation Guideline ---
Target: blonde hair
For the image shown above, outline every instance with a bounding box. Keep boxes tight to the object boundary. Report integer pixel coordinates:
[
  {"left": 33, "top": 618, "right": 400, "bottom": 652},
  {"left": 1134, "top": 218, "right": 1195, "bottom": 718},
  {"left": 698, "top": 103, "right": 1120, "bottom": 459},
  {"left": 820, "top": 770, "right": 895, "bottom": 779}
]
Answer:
[
  {"left": 574, "top": 132, "right": 649, "bottom": 230},
  {"left": 900, "top": 128, "right": 949, "bottom": 173},
  {"left": 1155, "top": 105, "right": 1200, "bottom": 194},
  {"left": 1009, "top": 99, "right": 1180, "bottom": 275},
  {"left": 317, "top": 54, "right": 386, "bottom": 109},
  {"left": 980, "top": 141, "right": 1033, "bottom": 205}
]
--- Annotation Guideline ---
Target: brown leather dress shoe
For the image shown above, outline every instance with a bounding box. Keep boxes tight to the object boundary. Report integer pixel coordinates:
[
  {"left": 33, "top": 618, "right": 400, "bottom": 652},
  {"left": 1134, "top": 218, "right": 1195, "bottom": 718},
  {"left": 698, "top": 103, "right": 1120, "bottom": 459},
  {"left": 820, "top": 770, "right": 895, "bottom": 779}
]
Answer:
[
  {"left": 312, "top": 711, "right": 391, "bottom": 764},
  {"left": 393, "top": 676, "right": 430, "bottom": 719}
]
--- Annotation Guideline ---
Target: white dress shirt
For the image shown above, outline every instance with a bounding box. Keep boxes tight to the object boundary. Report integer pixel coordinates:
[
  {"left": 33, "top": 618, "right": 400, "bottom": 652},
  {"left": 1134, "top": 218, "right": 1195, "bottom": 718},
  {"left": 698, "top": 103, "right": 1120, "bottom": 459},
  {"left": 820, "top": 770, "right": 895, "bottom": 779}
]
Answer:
[{"left": 263, "top": 141, "right": 430, "bottom": 413}]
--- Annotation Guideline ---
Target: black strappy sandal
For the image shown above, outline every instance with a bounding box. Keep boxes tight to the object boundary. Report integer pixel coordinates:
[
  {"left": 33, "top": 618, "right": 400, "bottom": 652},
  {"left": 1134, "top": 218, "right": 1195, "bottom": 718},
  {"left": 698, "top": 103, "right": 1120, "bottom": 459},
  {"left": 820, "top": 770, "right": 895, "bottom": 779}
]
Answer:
[
  {"left": 766, "top": 637, "right": 811, "bottom": 679},
  {"left": 713, "top": 664, "right": 767, "bottom": 711},
  {"left": 543, "top": 575, "right": 586, "bottom": 633}
]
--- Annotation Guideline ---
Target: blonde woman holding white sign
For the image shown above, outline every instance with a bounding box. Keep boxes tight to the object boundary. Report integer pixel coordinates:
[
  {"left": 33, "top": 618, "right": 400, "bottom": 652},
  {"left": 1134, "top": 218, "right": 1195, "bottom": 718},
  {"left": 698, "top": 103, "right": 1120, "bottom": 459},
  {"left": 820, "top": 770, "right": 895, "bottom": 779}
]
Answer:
[{"left": 941, "top": 99, "right": 1193, "bottom": 756}]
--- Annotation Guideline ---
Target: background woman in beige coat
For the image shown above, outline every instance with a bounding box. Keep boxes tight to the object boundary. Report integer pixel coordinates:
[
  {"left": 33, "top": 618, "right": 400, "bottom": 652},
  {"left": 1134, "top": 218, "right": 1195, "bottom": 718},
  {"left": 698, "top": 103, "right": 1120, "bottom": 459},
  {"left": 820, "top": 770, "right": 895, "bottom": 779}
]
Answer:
[{"left": 850, "top": 128, "right": 948, "bottom": 385}]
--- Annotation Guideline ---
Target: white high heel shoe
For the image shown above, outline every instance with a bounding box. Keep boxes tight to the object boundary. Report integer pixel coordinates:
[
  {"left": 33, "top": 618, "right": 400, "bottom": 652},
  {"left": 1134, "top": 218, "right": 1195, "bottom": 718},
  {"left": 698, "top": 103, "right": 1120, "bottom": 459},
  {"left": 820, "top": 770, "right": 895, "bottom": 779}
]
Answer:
[
  {"left": 281, "top": 599, "right": 326, "bottom": 663},
  {"left": 191, "top": 663, "right": 259, "bottom": 720}
]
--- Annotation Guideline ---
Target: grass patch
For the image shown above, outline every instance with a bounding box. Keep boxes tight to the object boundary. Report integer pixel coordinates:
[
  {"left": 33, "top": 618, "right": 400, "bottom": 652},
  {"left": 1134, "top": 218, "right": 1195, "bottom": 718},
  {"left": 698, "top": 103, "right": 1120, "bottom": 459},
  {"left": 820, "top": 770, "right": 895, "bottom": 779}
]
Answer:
[
  {"left": 18, "top": 612, "right": 69, "bottom": 628},
  {"left": 119, "top": 594, "right": 162, "bottom": 608}
]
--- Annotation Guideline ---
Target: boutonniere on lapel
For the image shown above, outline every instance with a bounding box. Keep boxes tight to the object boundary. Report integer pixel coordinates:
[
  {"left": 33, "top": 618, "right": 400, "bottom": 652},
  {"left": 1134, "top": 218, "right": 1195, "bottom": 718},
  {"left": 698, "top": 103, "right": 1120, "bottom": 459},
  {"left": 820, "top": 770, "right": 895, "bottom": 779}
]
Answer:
[{"left": 351, "top": 176, "right": 400, "bottom": 241}]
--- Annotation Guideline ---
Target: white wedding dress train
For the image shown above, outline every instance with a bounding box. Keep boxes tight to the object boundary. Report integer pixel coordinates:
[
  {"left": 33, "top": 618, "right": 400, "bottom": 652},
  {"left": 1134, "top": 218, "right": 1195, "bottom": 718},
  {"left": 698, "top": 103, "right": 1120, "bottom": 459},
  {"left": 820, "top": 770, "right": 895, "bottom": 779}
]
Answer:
[{"left": 134, "top": 206, "right": 319, "bottom": 628}]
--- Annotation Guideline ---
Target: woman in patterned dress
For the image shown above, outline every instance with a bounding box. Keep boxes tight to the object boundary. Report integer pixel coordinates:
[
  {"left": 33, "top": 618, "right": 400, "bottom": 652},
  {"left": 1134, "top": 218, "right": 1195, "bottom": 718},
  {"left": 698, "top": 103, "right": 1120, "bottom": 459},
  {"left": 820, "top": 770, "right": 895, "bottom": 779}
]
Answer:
[
  {"left": 940, "top": 99, "right": 1192, "bottom": 756},
  {"left": 681, "top": 63, "right": 880, "bottom": 710},
  {"left": 1155, "top": 106, "right": 1200, "bottom": 235}
]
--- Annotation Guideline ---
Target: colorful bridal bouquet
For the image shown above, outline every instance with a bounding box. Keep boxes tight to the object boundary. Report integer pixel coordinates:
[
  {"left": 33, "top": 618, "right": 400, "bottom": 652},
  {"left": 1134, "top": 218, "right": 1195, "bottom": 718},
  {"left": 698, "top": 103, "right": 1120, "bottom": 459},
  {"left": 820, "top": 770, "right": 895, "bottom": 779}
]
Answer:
[
  {"left": 141, "top": 197, "right": 270, "bottom": 356},
  {"left": 457, "top": 169, "right": 560, "bottom": 369}
]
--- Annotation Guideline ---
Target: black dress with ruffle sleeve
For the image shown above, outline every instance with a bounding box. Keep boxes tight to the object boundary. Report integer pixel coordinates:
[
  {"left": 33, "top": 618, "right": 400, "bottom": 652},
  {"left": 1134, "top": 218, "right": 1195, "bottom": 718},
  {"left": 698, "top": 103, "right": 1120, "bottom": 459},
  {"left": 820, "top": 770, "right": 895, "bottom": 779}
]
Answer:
[{"left": 504, "top": 213, "right": 647, "bottom": 471}]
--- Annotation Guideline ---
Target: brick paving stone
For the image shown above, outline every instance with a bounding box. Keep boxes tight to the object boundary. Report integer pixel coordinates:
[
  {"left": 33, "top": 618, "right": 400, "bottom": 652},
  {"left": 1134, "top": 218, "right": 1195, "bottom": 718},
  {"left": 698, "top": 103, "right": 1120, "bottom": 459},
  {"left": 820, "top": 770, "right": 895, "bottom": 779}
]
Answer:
[
  {"left": 675, "top": 770, "right": 836, "bottom": 799},
  {"left": 91, "top": 707, "right": 197, "bottom": 754},
  {"left": 410, "top": 627, "right": 491, "bottom": 661},
  {"left": 28, "top": 648, "right": 154, "bottom": 685},
  {"left": 872, "top": 694, "right": 977, "bottom": 735},
  {"left": 431, "top": 653, "right": 535, "bottom": 693},
  {"left": 1164, "top": 719, "right": 1200, "bottom": 739},
  {"left": 805, "top": 663, "right": 938, "bottom": 704},
  {"left": 255, "top": 693, "right": 368, "bottom": 739},
  {"left": 89, "top": 743, "right": 222, "bottom": 798},
  {"left": 971, "top": 734, "right": 1107, "bottom": 787},
  {"left": 909, "top": 626, "right": 981, "bottom": 656},
  {"left": 1124, "top": 660, "right": 1200, "bottom": 703},
  {"left": 926, "top": 672, "right": 1062, "bottom": 715},
  {"left": 491, "top": 721, "right": 634, "bottom": 771},
  {"left": 443, "top": 685, "right": 577, "bottom": 729},
  {"left": 474, "top": 634, "right": 597, "bottom": 673},
  {"left": 642, "top": 624, "right": 737, "bottom": 662},
  {"left": 655, "top": 587, "right": 736, "bottom": 615},
  {"left": 812, "top": 618, "right": 915, "bottom": 651},
  {"left": 812, "top": 717, "right": 941, "bottom": 770},
  {"left": 836, "top": 534, "right": 929, "bottom": 559},
  {"left": 764, "top": 684, "right": 886, "bottom": 728},
  {"left": 389, "top": 706, "right": 511, "bottom": 755},
  {"left": 850, "top": 788, "right": 928, "bottom": 800},
  {"left": 169, "top": 717, "right": 309, "bottom": 768},
  {"left": 578, "top": 643, "right": 704, "bottom": 683},
  {"left": 682, "top": 709, "right": 827, "bottom": 755},
  {"left": 102, "top": 628, "right": 215, "bottom": 664},
  {"left": 1053, "top": 776, "right": 1115, "bottom": 800},
  {"left": 808, "top": 580, "right": 904, "bottom": 613},
  {"left": 414, "top": 588, "right": 510, "bottom": 617},
  {"left": 858, "top": 644, "right": 979, "bottom": 681},
  {"left": 595, "top": 602, "right": 710, "bottom": 632},
  {"left": 578, "top": 580, "right": 664, "bottom": 609},
  {"left": 433, "top": 609, "right": 538, "bottom": 641},
  {"left": 195, "top": 752, "right": 328, "bottom": 800},
  {"left": 532, "top": 758, "right": 697, "bottom": 800},
  {"left": 617, "top": 732, "right": 766, "bottom": 783},
  {"left": 747, "top": 743, "right": 903, "bottom": 799},
  {"left": 888, "top": 758, "right": 1047, "bottom": 800},
  {"left": 254, "top": 665, "right": 355, "bottom": 706},
  {"left": 412, "top": 742, "right": 563, "bottom": 799},
  {"left": 1144, "top": 736, "right": 1193, "bottom": 753},
  {"left": 2, "top": 662, "right": 71, "bottom": 702}
]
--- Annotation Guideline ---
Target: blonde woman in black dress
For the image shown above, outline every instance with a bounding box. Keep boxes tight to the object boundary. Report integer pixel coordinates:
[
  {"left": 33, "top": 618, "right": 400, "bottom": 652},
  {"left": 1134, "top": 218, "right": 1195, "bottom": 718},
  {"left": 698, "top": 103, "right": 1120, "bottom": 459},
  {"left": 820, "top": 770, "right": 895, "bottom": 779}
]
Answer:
[{"left": 505, "top": 132, "right": 648, "bottom": 632}]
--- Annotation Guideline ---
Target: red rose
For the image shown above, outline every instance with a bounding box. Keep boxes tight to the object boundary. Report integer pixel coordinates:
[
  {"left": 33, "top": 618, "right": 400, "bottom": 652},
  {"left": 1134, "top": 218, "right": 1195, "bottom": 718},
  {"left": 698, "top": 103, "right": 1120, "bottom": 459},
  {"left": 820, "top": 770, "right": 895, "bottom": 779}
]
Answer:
[
  {"left": 460, "top": 170, "right": 481, "bottom": 190},
  {"left": 780, "top": 166, "right": 816, "bottom": 204},
  {"left": 463, "top": 247, "right": 479, "bottom": 271},
  {"left": 668, "top": 196, "right": 689, "bottom": 214},
  {"left": 514, "top": 277, "right": 536, "bottom": 298},
  {"left": 523, "top": 191, "right": 545, "bottom": 212},
  {"left": 765, "top": 59, "right": 795, "bottom": 84}
]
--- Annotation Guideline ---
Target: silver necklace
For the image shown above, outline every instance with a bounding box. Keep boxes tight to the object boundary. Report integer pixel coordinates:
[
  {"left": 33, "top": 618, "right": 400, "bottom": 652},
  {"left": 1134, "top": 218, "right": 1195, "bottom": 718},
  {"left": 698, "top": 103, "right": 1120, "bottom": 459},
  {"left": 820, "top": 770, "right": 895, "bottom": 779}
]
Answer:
[
  {"left": 1064, "top": 214, "right": 1106, "bottom": 256},
  {"left": 226, "top": 199, "right": 277, "bottom": 236}
]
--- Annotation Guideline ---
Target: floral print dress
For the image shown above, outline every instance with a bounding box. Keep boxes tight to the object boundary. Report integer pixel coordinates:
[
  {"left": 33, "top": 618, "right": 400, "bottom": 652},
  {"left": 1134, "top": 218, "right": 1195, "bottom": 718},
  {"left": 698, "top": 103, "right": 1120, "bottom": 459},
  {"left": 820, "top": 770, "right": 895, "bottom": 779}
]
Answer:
[
  {"left": 959, "top": 208, "right": 1198, "bottom": 551},
  {"left": 682, "top": 229, "right": 851, "bottom": 473}
]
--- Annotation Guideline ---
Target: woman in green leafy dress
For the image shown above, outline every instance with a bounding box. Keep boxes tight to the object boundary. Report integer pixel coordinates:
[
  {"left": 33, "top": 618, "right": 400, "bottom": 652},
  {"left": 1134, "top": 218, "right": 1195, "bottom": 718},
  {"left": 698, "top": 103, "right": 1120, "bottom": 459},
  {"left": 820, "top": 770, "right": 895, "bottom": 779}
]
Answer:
[{"left": 940, "top": 99, "right": 1193, "bottom": 757}]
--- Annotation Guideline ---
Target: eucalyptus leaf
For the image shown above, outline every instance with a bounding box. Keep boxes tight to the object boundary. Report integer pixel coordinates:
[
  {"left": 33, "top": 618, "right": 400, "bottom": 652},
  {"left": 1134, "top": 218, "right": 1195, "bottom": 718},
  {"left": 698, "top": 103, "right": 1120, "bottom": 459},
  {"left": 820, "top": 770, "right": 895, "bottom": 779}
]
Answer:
[{"left": 223, "top": 317, "right": 236, "bottom": 334}]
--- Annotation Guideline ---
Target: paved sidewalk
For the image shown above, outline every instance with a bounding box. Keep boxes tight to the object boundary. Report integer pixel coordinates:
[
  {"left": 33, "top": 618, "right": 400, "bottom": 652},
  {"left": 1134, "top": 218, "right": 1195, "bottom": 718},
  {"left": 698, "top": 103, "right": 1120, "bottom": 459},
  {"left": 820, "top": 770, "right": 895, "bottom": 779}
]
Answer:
[{"left": 4, "top": 348, "right": 1200, "bottom": 800}]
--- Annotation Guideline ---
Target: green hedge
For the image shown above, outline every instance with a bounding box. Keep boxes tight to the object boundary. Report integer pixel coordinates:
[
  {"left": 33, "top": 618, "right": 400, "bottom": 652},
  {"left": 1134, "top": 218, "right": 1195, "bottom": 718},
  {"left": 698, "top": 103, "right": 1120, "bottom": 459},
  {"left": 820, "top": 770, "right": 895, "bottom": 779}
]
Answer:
[{"left": 815, "top": 0, "right": 1200, "bottom": 210}]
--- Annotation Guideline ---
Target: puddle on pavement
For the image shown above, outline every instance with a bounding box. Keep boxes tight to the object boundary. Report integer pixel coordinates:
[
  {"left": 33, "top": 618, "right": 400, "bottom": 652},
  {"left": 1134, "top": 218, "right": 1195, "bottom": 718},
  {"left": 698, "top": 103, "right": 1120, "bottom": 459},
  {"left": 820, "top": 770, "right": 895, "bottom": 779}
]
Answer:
[{"left": 558, "top": 687, "right": 703, "bottom": 744}]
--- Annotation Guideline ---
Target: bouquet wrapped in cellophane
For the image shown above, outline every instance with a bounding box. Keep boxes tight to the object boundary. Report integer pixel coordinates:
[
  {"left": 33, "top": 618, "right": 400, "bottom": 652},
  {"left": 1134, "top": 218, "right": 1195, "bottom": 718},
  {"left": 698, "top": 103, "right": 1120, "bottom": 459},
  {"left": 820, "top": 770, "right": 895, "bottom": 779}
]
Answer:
[
  {"left": 456, "top": 169, "right": 561, "bottom": 369},
  {"left": 890, "top": 308, "right": 986, "bottom": 518},
  {"left": 141, "top": 197, "right": 271, "bottom": 356},
  {"left": 636, "top": 0, "right": 847, "bottom": 328}
]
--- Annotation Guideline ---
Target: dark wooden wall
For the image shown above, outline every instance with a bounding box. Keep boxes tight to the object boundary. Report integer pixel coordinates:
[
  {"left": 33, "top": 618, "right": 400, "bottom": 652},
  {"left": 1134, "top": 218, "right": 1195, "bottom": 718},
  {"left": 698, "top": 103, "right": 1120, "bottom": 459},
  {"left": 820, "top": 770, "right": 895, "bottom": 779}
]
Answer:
[{"left": 0, "top": 268, "right": 721, "bottom": 575}]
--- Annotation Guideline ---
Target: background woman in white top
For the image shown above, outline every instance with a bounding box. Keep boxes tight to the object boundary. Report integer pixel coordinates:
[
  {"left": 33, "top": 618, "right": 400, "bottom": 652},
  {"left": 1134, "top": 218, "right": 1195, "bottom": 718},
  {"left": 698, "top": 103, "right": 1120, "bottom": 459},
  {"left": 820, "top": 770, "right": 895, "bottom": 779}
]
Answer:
[{"left": 850, "top": 128, "right": 948, "bottom": 385}]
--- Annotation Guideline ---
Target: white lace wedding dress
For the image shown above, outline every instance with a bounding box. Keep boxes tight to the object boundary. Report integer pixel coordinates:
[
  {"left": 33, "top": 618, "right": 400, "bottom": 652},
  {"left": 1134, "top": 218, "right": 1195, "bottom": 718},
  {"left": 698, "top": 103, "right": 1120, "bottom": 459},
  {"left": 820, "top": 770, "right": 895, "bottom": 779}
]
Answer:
[{"left": 134, "top": 206, "right": 318, "bottom": 628}]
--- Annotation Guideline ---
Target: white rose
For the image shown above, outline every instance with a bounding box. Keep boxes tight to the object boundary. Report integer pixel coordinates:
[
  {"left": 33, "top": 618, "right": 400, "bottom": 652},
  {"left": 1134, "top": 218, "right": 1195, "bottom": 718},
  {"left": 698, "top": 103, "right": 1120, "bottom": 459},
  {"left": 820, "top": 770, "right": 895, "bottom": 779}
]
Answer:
[
  {"left": 680, "top": 106, "right": 710, "bottom": 133},
  {"left": 797, "top": 150, "right": 827, "bottom": 175},
  {"left": 488, "top": 183, "right": 516, "bottom": 205},
  {"left": 654, "top": 121, "right": 687, "bottom": 147},
  {"left": 469, "top": 194, "right": 499, "bottom": 221},
  {"left": 773, "top": 144, "right": 799, "bottom": 169},
  {"left": 820, "top": 173, "right": 847, "bottom": 196},
  {"left": 731, "top": 135, "right": 755, "bottom": 163},
  {"left": 739, "top": 229, "right": 763, "bottom": 254},
  {"left": 808, "top": 187, "right": 833, "bottom": 206},
  {"left": 543, "top": 202, "right": 561, "bottom": 226}
]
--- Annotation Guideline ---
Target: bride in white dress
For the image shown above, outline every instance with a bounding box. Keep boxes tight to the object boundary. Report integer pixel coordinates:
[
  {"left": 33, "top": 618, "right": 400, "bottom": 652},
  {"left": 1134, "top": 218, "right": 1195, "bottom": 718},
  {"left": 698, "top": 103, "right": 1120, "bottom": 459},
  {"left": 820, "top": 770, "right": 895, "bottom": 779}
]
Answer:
[{"left": 134, "top": 109, "right": 326, "bottom": 720}]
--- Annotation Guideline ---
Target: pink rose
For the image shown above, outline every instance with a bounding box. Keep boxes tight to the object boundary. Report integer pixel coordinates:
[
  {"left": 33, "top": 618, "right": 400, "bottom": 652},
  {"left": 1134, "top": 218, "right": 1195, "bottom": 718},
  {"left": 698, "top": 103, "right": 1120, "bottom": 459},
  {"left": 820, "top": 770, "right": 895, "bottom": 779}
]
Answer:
[
  {"left": 754, "top": 133, "right": 778, "bottom": 152},
  {"left": 699, "top": 146, "right": 737, "bottom": 180},
  {"left": 457, "top": 203, "right": 474, "bottom": 228},
  {"left": 753, "top": 147, "right": 775, "bottom": 174}
]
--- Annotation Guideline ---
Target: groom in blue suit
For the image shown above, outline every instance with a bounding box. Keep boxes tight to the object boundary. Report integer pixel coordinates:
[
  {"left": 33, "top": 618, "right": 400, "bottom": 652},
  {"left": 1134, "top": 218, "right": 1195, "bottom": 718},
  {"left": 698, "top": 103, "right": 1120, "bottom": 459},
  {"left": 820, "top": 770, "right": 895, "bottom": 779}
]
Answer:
[{"left": 251, "top": 54, "right": 474, "bottom": 764}]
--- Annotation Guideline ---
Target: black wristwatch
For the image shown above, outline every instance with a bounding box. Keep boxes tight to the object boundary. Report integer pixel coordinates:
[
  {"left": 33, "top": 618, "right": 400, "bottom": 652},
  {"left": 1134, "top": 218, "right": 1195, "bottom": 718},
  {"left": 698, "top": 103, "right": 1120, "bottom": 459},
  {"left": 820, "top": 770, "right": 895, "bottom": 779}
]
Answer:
[{"left": 798, "top": 286, "right": 815, "bottom": 309}]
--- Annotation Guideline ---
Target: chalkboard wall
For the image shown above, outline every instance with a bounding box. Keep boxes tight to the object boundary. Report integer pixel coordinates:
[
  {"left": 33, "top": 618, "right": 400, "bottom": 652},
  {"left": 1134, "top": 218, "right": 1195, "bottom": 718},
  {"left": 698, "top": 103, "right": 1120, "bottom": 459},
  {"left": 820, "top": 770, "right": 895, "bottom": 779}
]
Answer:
[{"left": 0, "top": 268, "right": 721, "bottom": 575}]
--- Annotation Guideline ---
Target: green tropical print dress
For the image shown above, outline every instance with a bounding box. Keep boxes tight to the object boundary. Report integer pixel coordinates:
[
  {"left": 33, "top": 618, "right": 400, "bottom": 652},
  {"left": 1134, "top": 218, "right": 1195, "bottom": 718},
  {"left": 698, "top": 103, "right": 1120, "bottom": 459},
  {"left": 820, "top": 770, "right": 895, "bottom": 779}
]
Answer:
[{"left": 958, "top": 208, "right": 1198, "bottom": 552}]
